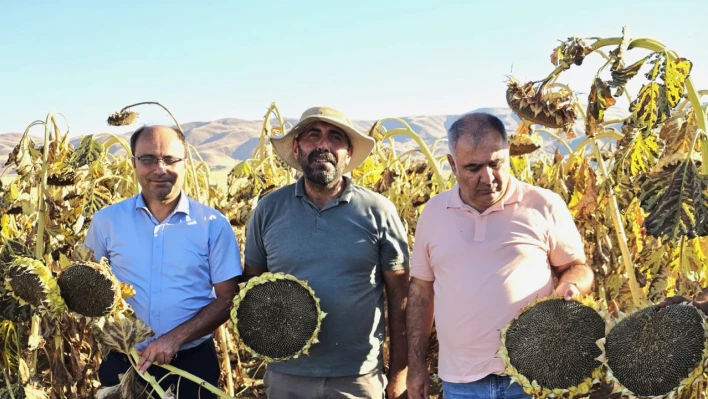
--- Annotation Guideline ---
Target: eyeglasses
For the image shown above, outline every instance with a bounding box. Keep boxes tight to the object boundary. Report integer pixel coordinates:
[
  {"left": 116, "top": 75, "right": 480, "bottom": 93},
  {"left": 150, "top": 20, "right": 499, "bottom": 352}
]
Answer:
[{"left": 133, "top": 156, "right": 184, "bottom": 167}]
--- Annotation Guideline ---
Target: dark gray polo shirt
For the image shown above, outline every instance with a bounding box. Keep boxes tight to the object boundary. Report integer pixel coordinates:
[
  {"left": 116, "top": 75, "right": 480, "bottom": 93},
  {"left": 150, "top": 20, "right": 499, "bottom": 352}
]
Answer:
[{"left": 244, "top": 176, "right": 410, "bottom": 377}]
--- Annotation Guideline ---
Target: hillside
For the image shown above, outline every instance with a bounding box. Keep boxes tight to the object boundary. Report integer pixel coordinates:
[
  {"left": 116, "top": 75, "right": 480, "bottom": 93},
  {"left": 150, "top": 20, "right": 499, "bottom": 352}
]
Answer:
[{"left": 0, "top": 107, "right": 629, "bottom": 175}]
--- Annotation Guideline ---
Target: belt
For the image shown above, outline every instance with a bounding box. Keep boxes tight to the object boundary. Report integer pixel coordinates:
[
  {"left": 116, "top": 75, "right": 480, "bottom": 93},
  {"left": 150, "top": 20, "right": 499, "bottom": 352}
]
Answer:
[{"left": 110, "top": 339, "right": 211, "bottom": 364}]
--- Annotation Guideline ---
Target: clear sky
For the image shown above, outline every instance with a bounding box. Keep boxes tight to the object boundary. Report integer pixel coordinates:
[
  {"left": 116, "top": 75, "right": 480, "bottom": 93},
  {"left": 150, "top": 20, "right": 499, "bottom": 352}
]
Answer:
[{"left": 1, "top": 0, "right": 707, "bottom": 136}]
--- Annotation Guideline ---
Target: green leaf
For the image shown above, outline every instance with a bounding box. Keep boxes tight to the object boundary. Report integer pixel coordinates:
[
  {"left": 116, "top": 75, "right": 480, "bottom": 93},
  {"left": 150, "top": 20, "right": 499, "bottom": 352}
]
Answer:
[
  {"left": 70, "top": 135, "right": 104, "bottom": 168},
  {"left": 639, "top": 158, "right": 708, "bottom": 241}
]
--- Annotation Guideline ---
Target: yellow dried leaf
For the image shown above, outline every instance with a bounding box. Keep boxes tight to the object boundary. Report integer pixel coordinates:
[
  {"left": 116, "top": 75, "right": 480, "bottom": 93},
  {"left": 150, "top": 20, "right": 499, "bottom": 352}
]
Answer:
[{"left": 664, "top": 57, "right": 693, "bottom": 108}]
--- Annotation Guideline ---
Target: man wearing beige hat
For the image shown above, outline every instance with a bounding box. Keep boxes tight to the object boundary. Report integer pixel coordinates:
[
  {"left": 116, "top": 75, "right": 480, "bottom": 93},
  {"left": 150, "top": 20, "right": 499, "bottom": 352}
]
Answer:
[{"left": 244, "top": 106, "right": 410, "bottom": 398}]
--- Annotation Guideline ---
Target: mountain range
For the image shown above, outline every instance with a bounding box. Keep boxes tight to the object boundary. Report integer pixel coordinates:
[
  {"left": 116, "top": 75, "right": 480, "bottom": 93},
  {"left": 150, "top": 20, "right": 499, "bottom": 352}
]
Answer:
[{"left": 0, "top": 107, "right": 629, "bottom": 175}]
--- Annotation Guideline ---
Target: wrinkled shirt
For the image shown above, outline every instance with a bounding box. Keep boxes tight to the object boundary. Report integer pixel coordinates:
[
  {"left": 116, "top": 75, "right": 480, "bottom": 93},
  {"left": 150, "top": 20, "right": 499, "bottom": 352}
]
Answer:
[{"left": 84, "top": 191, "right": 242, "bottom": 350}]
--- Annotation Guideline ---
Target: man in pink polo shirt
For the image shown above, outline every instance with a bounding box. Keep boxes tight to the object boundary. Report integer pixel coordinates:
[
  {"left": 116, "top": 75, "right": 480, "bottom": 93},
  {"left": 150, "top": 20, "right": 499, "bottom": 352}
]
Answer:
[{"left": 406, "top": 113, "right": 594, "bottom": 399}]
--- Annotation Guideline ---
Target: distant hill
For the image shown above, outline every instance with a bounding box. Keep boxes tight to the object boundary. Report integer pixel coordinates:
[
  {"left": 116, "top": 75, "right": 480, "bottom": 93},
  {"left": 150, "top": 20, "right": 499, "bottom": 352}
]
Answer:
[{"left": 0, "top": 107, "right": 629, "bottom": 175}]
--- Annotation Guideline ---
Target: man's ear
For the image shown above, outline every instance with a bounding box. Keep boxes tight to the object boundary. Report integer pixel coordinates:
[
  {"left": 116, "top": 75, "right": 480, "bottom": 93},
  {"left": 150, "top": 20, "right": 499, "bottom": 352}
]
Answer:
[
  {"left": 292, "top": 137, "right": 299, "bottom": 157},
  {"left": 447, "top": 154, "right": 457, "bottom": 175}
]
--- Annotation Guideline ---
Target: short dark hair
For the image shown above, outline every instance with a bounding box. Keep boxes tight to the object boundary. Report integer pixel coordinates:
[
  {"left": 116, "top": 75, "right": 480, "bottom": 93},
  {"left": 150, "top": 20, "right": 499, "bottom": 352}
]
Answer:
[
  {"left": 447, "top": 113, "right": 507, "bottom": 155},
  {"left": 130, "top": 125, "right": 188, "bottom": 157}
]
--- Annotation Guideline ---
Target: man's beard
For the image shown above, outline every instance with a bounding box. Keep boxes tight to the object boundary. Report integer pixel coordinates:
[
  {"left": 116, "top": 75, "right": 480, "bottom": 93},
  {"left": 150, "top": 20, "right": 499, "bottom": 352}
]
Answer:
[{"left": 298, "top": 147, "right": 343, "bottom": 187}]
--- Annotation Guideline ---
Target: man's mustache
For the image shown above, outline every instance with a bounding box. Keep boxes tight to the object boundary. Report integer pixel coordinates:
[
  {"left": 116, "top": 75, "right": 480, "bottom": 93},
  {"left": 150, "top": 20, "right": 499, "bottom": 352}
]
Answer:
[{"left": 308, "top": 150, "right": 337, "bottom": 164}]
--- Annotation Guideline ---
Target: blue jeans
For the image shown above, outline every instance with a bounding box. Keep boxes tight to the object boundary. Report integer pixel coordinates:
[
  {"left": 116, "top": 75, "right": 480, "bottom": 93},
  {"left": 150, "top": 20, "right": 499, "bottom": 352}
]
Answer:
[{"left": 442, "top": 374, "right": 531, "bottom": 399}]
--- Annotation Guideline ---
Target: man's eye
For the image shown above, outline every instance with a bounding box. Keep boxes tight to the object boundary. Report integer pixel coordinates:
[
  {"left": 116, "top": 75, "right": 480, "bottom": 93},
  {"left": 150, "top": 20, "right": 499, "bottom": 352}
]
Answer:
[
  {"left": 163, "top": 157, "right": 179, "bottom": 165},
  {"left": 139, "top": 157, "right": 157, "bottom": 164}
]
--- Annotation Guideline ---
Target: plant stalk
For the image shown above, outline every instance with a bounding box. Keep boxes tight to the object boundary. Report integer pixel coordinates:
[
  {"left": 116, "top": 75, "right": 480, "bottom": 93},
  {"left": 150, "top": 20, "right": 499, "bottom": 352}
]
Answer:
[
  {"left": 382, "top": 128, "right": 446, "bottom": 190},
  {"left": 35, "top": 114, "right": 54, "bottom": 259},
  {"left": 128, "top": 348, "right": 167, "bottom": 397},
  {"left": 157, "top": 363, "right": 234, "bottom": 398},
  {"left": 217, "top": 326, "right": 235, "bottom": 396},
  {"left": 590, "top": 138, "right": 643, "bottom": 307}
]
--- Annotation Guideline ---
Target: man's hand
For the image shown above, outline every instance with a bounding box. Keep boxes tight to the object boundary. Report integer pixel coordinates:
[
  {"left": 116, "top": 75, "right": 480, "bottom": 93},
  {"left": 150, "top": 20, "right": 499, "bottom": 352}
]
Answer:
[
  {"left": 658, "top": 295, "right": 708, "bottom": 315},
  {"left": 406, "top": 362, "right": 429, "bottom": 399},
  {"left": 658, "top": 295, "right": 693, "bottom": 308},
  {"left": 555, "top": 281, "right": 580, "bottom": 301},
  {"left": 387, "top": 370, "right": 408, "bottom": 399},
  {"left": 136, "top": 335, "right": 181, "bottom": 374}
]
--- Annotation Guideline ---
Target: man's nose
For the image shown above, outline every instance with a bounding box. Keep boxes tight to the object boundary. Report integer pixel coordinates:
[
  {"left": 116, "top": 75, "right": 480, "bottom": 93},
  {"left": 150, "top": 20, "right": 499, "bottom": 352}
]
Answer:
[
  {"left": 314, "top": 136, "right": 331, "bottom": 151},
  {"left": 154, "top": 161, "right": 169, "bottom": 172},
  {"left": 480, "top": 167, "right": 494, "bottom": 184}
]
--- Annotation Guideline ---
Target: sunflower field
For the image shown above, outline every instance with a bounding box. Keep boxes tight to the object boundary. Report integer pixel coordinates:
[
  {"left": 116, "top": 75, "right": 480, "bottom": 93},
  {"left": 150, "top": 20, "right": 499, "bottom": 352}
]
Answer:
[{"left": 1, "top": 28, "right": 707, "bottom": 398}]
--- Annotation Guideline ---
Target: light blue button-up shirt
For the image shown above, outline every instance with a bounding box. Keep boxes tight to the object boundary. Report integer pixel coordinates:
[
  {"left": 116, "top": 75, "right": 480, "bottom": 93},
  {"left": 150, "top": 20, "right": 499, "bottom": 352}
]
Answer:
[{"left": 84, "top": 191, "right": 242, "bottom": 350}]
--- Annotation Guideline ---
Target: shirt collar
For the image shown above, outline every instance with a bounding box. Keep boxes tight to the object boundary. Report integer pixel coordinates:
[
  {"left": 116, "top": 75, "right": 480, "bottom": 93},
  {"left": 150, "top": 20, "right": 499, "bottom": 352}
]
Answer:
[
  {"left": 295, "top": 175, "right": 354, "bottom": 204},
  {"left": 446, "top": 176, "right": 523, "bottom": 214},
  {"left": 135, "top": 189, "right": 190, "bottom": 216}
]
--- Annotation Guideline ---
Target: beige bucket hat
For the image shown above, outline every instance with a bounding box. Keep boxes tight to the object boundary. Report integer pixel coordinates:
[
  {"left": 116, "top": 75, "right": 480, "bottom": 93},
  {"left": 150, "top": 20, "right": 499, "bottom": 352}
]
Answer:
[{"left": 270, "top": 106, "right": 376, "bottom": 173}]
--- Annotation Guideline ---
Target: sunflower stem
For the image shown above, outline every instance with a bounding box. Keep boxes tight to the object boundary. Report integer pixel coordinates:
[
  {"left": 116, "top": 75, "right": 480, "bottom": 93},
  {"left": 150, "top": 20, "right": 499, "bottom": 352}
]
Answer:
[
  {"left": 34, "top": 114, "right": 55, "bottom": 259},
  {"left": 1, "top": 366, "right": 14, "bottom": 399},
  {"left": 157, "top": 363, "right": 234, "bottom": 399},
  {"left": 216, "top": 326, "right": 235, "bottom": 396},
  {"left": 590, "top": 138, "right": 644, "bottom": 307},
  {"left": 382, "top": 128, "right": 446, "bottom": 190},
  {"left": 128, "top": 348, "right": 167, "bottom": 397}
]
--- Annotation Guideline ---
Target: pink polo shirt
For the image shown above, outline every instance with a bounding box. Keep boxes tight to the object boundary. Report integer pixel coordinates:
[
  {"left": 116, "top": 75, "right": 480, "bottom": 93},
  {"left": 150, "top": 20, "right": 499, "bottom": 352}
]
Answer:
[{"left": 410, "top": 176, "right": 585, "bottom": 383}]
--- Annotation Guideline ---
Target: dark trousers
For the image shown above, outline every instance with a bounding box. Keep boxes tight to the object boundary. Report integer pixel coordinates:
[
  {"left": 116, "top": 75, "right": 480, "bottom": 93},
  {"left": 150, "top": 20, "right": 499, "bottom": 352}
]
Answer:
[{"left": 98, "top": 339, "right": 221, "bottom": 399}]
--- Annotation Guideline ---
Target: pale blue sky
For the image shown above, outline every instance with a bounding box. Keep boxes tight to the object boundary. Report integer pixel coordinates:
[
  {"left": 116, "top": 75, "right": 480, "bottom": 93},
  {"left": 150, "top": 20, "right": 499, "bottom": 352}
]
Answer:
[{"left": 1, "top": 0, "right": 707, "bottom": 136}]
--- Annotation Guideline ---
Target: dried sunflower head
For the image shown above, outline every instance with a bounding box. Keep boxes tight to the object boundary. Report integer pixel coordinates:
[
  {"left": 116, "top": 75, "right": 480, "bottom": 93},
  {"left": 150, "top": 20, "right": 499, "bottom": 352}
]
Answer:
[
  {"left": 598, "top": 303, "right": 708, "bottom": 399},
  {"left": 57, "top": 258, "right": 123, "bottom": 318},
  {"left": 506, "top": 77, "right": 577, "bottom": 134},
  {"left": 4, "top": 257, "right": 66, "bottom": 316},
  {"left": 509, "top": 133, "right": 544, "bottom": 156},
  {"left": 499, "top": 295, "right": 607, "bottom": 398},
  {"left": 106, "top": 110, "right": 138, "bottom": 127},
  {"left": 230, "top": 272, "right": 326, "bottom": 362}
]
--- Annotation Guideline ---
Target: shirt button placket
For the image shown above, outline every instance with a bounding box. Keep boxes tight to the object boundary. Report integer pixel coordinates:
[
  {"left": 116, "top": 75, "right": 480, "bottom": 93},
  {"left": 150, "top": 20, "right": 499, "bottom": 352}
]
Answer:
[{"left": 150, "top": 224, "right": 163, "bottom": 327}]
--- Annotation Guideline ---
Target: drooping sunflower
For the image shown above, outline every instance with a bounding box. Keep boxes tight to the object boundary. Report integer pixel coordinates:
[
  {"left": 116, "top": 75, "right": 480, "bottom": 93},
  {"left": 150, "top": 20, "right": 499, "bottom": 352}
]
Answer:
[
  {"left": 4, "top": 256, "right": 66, "bottom": 317},
  {"left": 57, "top": 258, "right": 124, "bottom": 318}
]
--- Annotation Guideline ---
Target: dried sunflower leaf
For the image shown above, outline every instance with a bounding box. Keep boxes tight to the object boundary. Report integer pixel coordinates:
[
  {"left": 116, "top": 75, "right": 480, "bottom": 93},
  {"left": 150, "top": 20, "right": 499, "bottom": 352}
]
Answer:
[
  {"left": 610, "top": 55, "right": 649, "bottom": 97},
  {"left": 586, "top": 79, "right": 616, "bottom": 137},
  {"left": 663, "top": 57, "right": 693, "bottom": 108},
  {"left": 629, "top": 82, "right": 671, "bottom": 130},
  {"left": 70, "top": 135, "right": 104, "bottom": 168},
  {"left": 639, "top": 158, "right": 708, "bottom": 241},
  {"left": 100, "top": 315, "right": 154, "bottom": 355}
]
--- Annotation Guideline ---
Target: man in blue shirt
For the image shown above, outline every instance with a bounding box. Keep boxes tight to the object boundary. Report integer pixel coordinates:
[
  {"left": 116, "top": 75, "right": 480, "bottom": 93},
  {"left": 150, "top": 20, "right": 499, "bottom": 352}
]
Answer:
[{"left": 84, "top": 125, "right": 241, "bottom": 398}]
